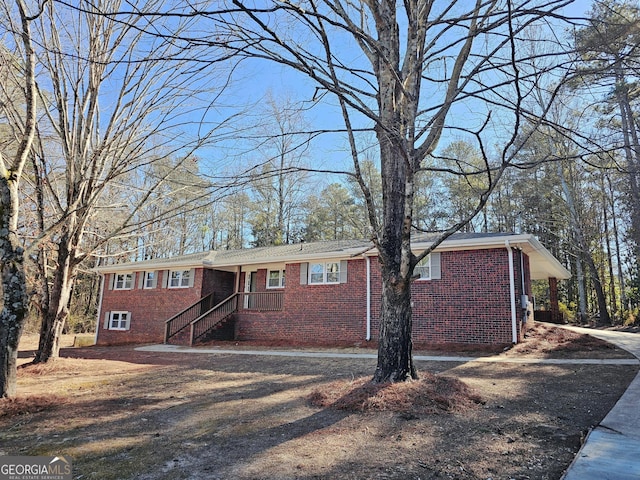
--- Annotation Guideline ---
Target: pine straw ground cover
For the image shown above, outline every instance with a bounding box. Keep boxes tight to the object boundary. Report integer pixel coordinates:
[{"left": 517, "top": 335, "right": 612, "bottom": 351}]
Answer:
[{"left": 1, "top": 324, "right": 638, "bottom": 480}]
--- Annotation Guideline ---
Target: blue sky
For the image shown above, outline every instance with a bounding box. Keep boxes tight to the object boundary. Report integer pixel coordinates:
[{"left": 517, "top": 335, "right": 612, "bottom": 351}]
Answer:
[{"left": 195, "top": 0, "right": 594, "bottom": 189}]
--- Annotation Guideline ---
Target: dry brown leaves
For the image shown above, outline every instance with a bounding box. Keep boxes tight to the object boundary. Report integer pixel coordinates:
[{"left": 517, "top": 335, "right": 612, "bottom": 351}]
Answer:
[
  {"left": 0, "top": 395, "right": 67, "bottom": 418},
  {"left": 308, "top": 371, "right": 484, "bottom": 415},
  {"left": 17, "top": 358, "right": 87, "bottom": 375},
  {"left": 510, "top": 323, "right": 617, "bottom": 356}
]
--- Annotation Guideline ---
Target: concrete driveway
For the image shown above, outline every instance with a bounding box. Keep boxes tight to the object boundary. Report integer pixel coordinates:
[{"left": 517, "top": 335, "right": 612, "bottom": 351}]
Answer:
[{"left": 559, "top": 326, "right": 640, "bottom": 480}]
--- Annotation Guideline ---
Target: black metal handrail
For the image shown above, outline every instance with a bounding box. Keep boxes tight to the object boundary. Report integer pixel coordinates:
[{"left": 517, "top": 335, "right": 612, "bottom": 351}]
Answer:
[
  {"left": 164, "top": 293, "right": 215, "bottom": 343},
  {"left": 190, "top": 294, "right": 239, "bottom": 345}
]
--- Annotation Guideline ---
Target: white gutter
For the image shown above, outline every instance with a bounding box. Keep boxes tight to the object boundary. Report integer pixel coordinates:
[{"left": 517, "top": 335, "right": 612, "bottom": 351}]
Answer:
[
  {"left": 94, "top": 273, "right": 105, "bottom": 345},
  {"left": 506, "top": 241, "right": 518, "bottom": 344},
  {"left": 365, "top": 255, "right": 371, "bottom": 341}
]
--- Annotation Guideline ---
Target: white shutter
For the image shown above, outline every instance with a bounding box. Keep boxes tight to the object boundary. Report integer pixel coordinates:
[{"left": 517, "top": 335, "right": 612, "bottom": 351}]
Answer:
[
  {"left": 299, "top": 263, "right": 308, "bottom": 285},
  {"left": 137, "top": 272, "right": 144, "bottom": 289},
  {"left": 339, "top": 260, "right": 348, "bottom": 283},
  {"left": 103, "top": 312, "right": 110, "bottom": 329},
  {"left": 188, "top": 268, "right": 195, "bottom": 288}
]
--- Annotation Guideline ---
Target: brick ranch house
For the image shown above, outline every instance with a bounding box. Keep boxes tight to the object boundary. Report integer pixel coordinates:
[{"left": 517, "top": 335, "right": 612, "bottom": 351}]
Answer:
[{"left": 94, "top": 232, "right": 570, "bottom": 347}]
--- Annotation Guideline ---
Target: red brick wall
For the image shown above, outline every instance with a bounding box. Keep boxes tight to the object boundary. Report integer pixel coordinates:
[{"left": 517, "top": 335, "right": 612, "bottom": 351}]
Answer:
[
  {"left": 97, "top": 247, "right": 532, "bottom": 347},
  {"left": 203, "top": 269, "right": 236, "bottom": 303},
  {"left": 371, "top": 248, "right": 529, "bottom": 345},
  {"left": 97, "top": 268, "right": 205, "bottom": 345},
  {"left": 235, "top": 248, "right": 531, "bottom": 346},
  {"left": 235, "top": 261, "right": 367, "bottom": 345}
]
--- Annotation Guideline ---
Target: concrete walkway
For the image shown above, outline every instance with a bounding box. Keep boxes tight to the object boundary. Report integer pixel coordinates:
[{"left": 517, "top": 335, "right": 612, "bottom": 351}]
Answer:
[
  {"left": 558, "top": 326, "right": 640, "bottom": 480},
  {"left": 137, "top": 327, "right": 640, "bottom": 479},
  {"left": 136, "top": 343, "right": 638, "bottom": 365}
]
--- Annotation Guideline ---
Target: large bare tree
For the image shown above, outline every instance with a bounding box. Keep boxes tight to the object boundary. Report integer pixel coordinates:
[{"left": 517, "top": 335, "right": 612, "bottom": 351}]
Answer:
[
  {"left": 0, "top": 0, "right": 37, "bottom": 398},
  {"left": 55, "top": 0, "right": 574, "bottom": 381},
  {"left": 175, "top": 0, "right": 572, "bottom": 382},
  {"left": 1, "top": 0, "right": 234, "bottom": 366}
]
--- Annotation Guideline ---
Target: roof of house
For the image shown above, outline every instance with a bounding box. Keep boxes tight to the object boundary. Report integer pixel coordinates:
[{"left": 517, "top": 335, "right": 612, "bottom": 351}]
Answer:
[{"left": 95, "top": 232, "right": 571, "bottom": 280}]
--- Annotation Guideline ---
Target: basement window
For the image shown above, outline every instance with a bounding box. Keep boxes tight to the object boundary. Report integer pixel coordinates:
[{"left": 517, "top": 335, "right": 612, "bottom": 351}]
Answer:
[{"left": 109, "top": 311, "right": 131, "bottom": 331}]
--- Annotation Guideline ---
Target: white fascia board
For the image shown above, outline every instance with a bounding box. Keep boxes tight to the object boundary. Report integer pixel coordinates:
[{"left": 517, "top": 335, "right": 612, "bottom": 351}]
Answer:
[
  {"left": 425, "top": 233, "right": 534, "bottom": 252},
  {"left": 364, "top": 233, "right": 570, "bottom": 281},
  {"left": 94, "top": 235, "right": 570, "bottom": 281},
  {"left": 238, "top": 262, "right": 287, "bottom": 272},
  {"left": 519, "top": 236, "right": 572, "bottom": 280},
  {"left": 362, "top": 234, "right": 533, "bottom": 256},
  {"left": 490, "top": 235, "right": 570, "bottom": 280},
  {"left": 95, "top": 258, "right": 209, "bottom": 274},
  {"left": 95, "top": 263, "right": 201, "bottom": 274},
  {"left": 97, "top": 247, "right": 368, "bottom": 274},
  {"left": 229, "top": 249, "right": 368, "bottom": 268}
]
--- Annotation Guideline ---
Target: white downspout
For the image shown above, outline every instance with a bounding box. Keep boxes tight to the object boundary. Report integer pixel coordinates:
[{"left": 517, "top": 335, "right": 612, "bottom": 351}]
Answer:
[
  {"left": 94, "top": 273, "right": 105, "bottom": 345},
  {"left": 520, "top": 249, "right": 526, "bottom": 296},
  {"left": 506, "top": 241, "right": 518, "bottom": 344},
  {"left": 365, "top": 255, "right": 371, "bottom": 341}
]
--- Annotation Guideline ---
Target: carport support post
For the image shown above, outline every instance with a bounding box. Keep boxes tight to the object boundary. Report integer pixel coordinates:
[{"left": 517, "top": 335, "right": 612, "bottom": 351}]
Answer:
[{"left": 549, "top": 277, "right": 561, "bottom": 323}]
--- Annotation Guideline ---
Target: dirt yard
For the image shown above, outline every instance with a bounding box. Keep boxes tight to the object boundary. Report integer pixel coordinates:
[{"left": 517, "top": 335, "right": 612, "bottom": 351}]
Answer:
[{"left": 1, "top": 324, "right": 638, "bottom": 480}]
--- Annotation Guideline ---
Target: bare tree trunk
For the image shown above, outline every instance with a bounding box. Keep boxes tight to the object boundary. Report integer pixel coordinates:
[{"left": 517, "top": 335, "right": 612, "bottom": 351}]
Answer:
[
  {"left": 277, "top": 153, "right": 286, "bottom": 244},
  {"left": 84, "top": 271, "right": 99, "bottom": 318},
  {"left": 374, "top": 266, "right": 416, "bottom": 382},
  {"left": 0, "top": 184, "right": 29, "bottom": 397},
  {"left": 602, "top": 185, "right": 617, "bottom": 318},
  {"left": 35, "top": 232, "right": 76, "bottom": 362},
  {"left": 30, "top": 142, "right": 51, "bottom": 339},
  {"left": 604, "top": 222, "right": 617, "bottom": 317},
  {"left": 585, "top": 246, "right": 610, "bottom": 325},
  {"left": 614, "top": 65, "right": 640, "bottom": 276},
  {"left": 373, "top": 188, "right": 417, "bottom": 381},
  {"left": 0, "top": 0, "right": 36, "bottom": 398},
  {"left": 372, "top": 102, "right": 418, "bottom": 382},
  {"left": 557, "top": 162, "right": 611, "bottom": 325},
  {"left": 575, "top": 253, "right": 587, "bottom": 324},
  {"left": 608, "top": 175, "right": 627, "bottom": 310}
]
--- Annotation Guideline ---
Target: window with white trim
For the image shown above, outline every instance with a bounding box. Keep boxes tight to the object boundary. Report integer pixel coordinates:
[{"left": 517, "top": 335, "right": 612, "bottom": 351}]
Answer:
[
  {"left": 415, "top": 255, "right": 431, "bottom": 280},
  {"left": 114, "top": 273, "right": 133, "bottom": 290},
  {"left": 109, "top": 311, "right": 130, "bottom": 330},
  {"left": 267, "top": 269, "right": 285, "bottom": 288},
  {"left": 309, "top": 261, "right": 340, "bottom": 284},
  {"left": 169, "top": 269, "right": 191, "bottom": 288},
  {"left": 144, "top": 271, "right": 156, "bottom": 289}
]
